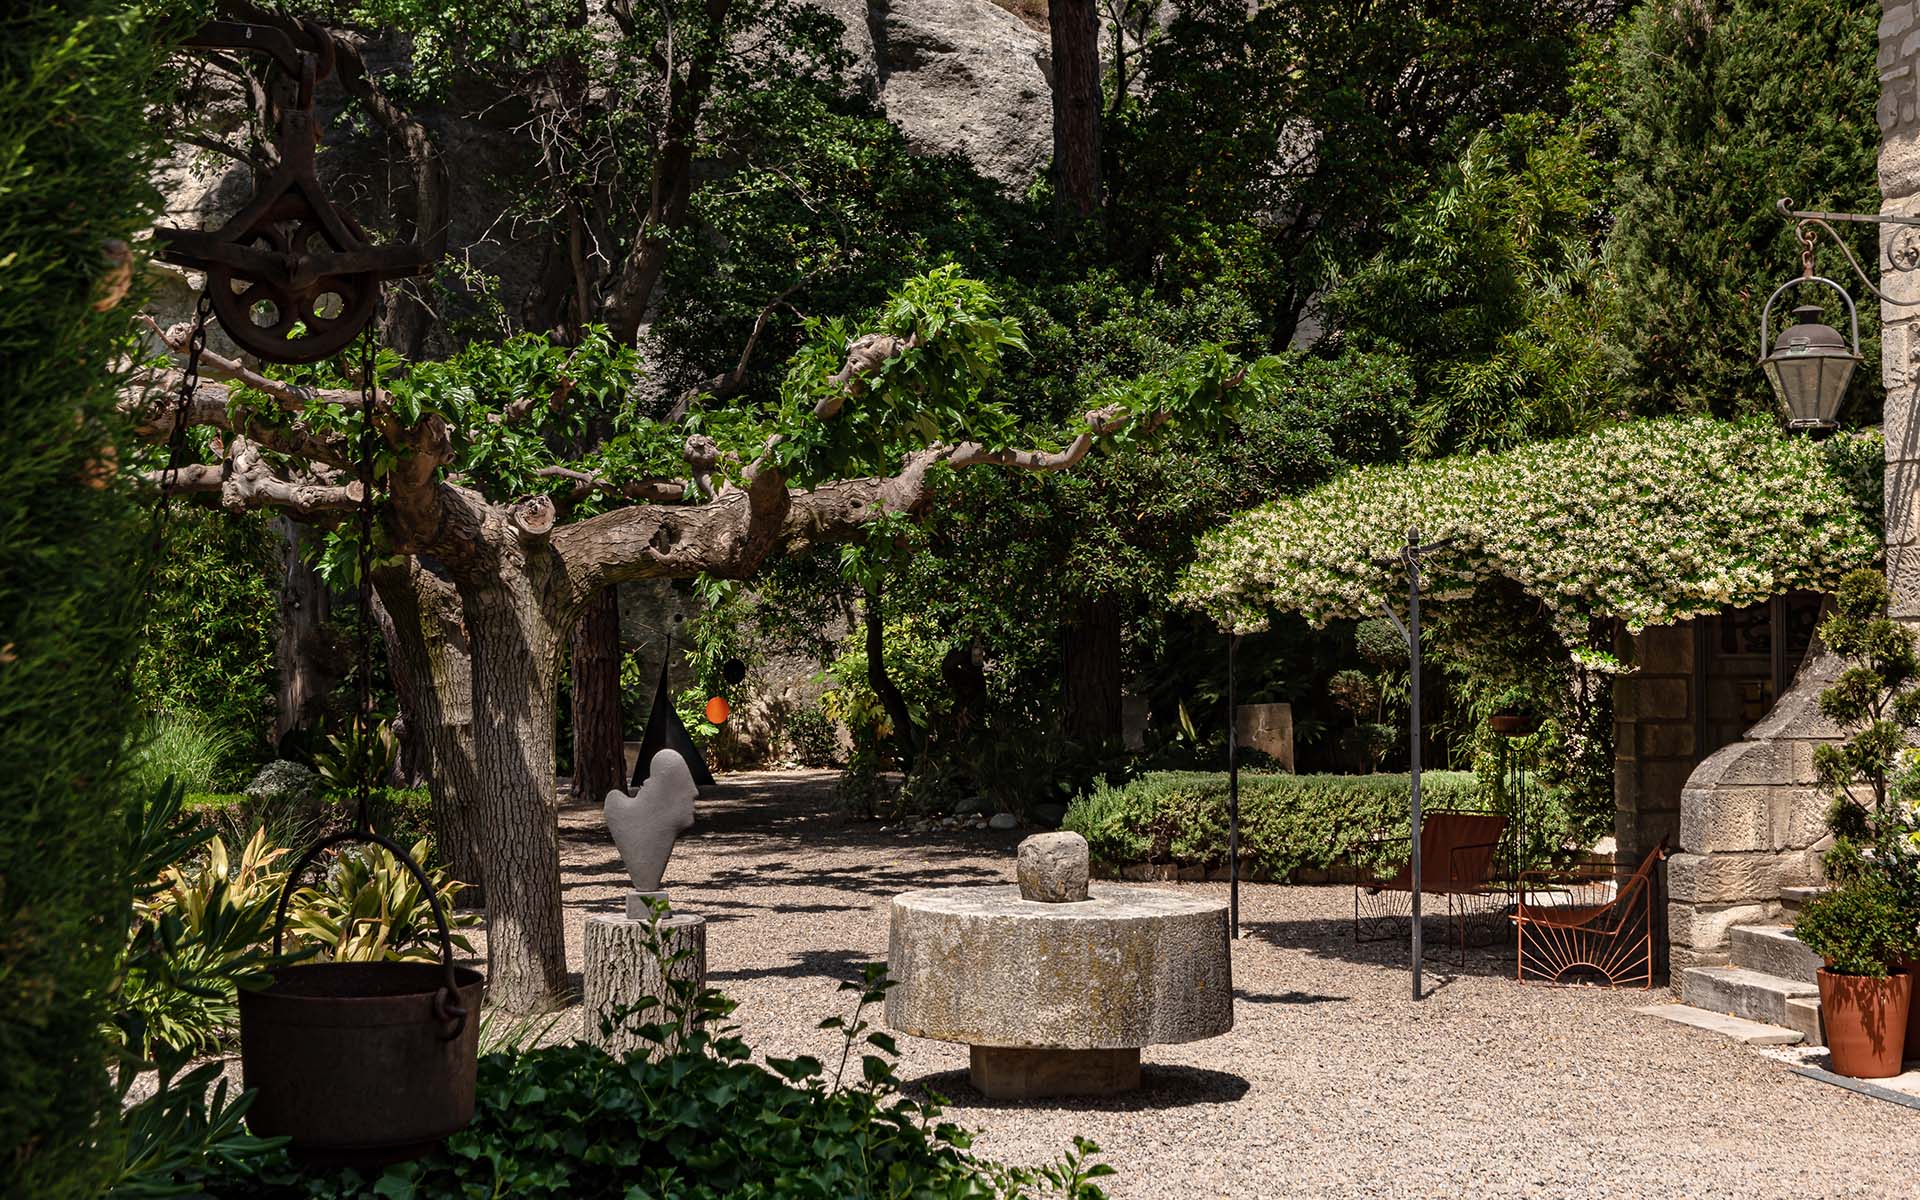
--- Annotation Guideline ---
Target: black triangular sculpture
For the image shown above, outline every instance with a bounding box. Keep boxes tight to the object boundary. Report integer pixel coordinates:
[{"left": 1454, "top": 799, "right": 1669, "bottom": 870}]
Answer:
[{"left": 632, "top": 655, "right": 714, "bottom": 788}]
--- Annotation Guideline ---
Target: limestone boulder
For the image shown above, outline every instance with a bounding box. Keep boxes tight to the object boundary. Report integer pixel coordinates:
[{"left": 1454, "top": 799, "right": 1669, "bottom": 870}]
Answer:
[{"left": 1016, "top": 831, "right": 1089, "bottom": 902}]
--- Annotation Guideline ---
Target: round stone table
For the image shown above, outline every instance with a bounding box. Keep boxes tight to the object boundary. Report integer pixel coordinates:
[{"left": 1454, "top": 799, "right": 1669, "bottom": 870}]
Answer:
[{"left": 885, "top": 884, "right": 1233, "bottom": 1098}]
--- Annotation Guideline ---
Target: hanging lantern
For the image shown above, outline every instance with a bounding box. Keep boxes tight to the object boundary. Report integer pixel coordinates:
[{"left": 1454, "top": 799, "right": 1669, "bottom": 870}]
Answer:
[{"left": 1758, "top": 277, "right": 1860, "bottom": 433}]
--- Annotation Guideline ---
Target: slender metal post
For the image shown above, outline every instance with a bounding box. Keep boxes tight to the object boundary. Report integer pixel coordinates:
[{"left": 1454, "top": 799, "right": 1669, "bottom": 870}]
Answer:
[
  {"left": 1375, "top": 529, "right": 1451, "bottom": 1002},
  {"left": 1227, "top": 631, "right": 1241, "bottom": 939},
  {"left": 1406, "top": 530, "right": 1423, "bottom": 1002}
]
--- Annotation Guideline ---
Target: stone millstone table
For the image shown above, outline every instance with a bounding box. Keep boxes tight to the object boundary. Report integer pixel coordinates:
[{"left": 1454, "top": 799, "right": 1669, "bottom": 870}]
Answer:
[{"left": 886, "top": 833, "right": 1233, "bottom": 1099}]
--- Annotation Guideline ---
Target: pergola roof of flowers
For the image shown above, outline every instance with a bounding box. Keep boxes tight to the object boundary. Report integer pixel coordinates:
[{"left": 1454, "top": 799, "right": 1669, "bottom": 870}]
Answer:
[{"left": 1174, "top": 418, "right": 1881, "bottom": 638}]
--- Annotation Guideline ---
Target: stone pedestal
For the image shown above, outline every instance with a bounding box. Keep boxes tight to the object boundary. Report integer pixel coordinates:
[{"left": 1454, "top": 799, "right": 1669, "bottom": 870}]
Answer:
[
  {"left": 582, "top": 906, "right": 707, "bottom": 1059},
  {"left": 887, "top": 882, "right": 1232, "bottom": 1097},
  {"left": 968, "top": 1046, "right": 1140, "bottom": 1099}
]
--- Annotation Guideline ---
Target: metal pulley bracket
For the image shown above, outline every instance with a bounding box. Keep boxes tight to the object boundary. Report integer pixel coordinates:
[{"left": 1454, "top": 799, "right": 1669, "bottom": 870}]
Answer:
[{"left": 155, "top": 18, "right": 428, "bottom": 364}]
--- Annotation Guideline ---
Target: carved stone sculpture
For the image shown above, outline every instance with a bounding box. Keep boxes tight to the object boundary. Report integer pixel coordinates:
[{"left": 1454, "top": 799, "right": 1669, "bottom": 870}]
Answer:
[{"left": 604, "top": 749, "right": 698, "bottom": 894}]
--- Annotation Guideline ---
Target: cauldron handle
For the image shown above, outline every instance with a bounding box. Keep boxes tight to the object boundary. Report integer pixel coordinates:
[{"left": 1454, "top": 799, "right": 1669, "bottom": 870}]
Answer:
[{"left": 270, "top": 828, "right": 470, "bottom": 1040}]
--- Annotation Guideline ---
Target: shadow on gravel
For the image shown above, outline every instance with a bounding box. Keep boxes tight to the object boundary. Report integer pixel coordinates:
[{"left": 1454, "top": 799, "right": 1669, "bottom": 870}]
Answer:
[
  {"left": 904, "top": 1065, "right": 1252, "bottom": 1111},
  {"left": 1234, "top": 988, "right": 1347, "bottom": 1006},
  {"left": 707, "top": 946, "right": 874, "bottom": 986},
  {"left": 1241, "top": 917, "right": 1517, "bottom": 981}
]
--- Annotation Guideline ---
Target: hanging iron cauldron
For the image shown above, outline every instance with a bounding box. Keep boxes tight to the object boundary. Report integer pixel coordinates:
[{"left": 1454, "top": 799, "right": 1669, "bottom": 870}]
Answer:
[{"left": 240, "top": 829, "right": 484, "bottom": 1166}]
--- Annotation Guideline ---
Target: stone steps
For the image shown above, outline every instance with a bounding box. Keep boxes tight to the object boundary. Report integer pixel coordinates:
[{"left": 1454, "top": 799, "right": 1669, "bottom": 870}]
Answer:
[
  {"left": 1640, "top": 1002, "right": 1805, "bottom": 1045},
  {"left": 1779, "top": 885, "right": 1829, "bottom": 922},
  {"left": 1679, "top": 964, "right": 1820, "bottom": 1029},
  {"left": 1730, "top": 924, "right": 1822, "bottom": 984}
]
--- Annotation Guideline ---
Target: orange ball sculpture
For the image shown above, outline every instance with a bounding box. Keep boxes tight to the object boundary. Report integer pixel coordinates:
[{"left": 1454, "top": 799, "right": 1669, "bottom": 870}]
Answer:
[{"left": 705, "top": 696, "right": 731, "bottom": 726}]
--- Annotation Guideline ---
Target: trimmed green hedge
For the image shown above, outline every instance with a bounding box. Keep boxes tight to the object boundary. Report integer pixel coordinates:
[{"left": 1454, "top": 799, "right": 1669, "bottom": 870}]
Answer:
[{"left": 1063, "top": 770, "right": 1486, "bottom": 879}]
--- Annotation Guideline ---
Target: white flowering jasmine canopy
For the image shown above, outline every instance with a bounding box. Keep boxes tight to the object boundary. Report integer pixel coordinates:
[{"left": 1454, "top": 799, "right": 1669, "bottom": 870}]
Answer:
[{"left": 1174, "top": 418, "right": 1881, "bottom": 638}]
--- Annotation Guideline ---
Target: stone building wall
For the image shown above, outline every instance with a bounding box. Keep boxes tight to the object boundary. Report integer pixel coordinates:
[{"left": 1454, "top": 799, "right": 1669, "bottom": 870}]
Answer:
[{"left": 1884, "top": 0, "right": 1920, "bottom": 620}]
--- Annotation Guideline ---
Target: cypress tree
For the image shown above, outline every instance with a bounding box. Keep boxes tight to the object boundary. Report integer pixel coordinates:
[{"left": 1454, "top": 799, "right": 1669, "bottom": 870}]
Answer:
[
  {"left": 1, "top": 3, "right": 166, "bottom": 1193},
  {"left": 1610, "top": 0, "right": 1881, "bottom": 421}
]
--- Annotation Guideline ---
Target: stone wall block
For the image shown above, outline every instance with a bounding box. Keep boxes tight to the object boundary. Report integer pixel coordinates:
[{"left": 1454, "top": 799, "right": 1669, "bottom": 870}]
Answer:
[
  {"left": 1679, "top": 785, "right": 1775, "bottom": 854},
  {"left": 1637, "top": 721, "right": 1698, "bottom": 761},
  {"left": 1669, "top": 901, "right": 1771, "bottom": 953},
  {"left": 1636, "top": 625, "right": 1694, "bottom": 672},
  {"left": 1641, "top": 677, "right": 1691, "bottom": 721},
  {"left": 1667, "top": 851, "right": 1785, "bottom": 905},
  {"left": 1776, "top": 787, "right": 1833, "bottom": 850}
]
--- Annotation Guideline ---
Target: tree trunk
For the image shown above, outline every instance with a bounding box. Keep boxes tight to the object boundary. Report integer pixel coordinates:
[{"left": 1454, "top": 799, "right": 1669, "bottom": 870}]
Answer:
[
  {"left": 463, "top": 579, "right": 570, "bottom": 1012},
  {"left": 570, "top": 586, "right": 626, "bottom": 803},
  {"left": 1063, "top": 594, "right": 1123, "bottom": 746},
  {"left": 1048, "top": 0, "right": 1103, "bottom": 222},
  {"left": 863, "top": 584, "right": 916, "bottom": 770},
  {"left": 373, "top": 561, "right": 487, "bottom": 897},
  {"left": 272, "top": 518, "right": 334, "bottom": 749}
]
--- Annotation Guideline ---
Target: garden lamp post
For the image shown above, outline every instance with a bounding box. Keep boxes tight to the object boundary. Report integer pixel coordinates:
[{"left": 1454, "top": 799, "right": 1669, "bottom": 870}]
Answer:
[{"left": 1762, "top": 199, "right": 1920, "bottom": 430}]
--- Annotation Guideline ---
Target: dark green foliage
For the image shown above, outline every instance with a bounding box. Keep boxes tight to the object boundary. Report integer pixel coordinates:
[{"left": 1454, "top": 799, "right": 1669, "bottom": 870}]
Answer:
[
  {"left": 179, "top": 966, "right": 1113, "bottom": 1199},
  {"left": 0, "top": 2, "right": 169, "bottom": 1193},
  {"left": 1110, "top": 0, "right": 1595, "bottom": 342},
  {"left": 1063, "top": 770, "right": 1485, "bottom": 878},
  {"left": 133, "top": 509, "right": 281, "bottom": 781},
  {"left": 1609, "top": 0, "right": 1881, "bottom": 421},
  {"left": 782, "top": 702, "right": 839, "bottom": 767},
  {"left": 1793, "top": 873, "right": 1920, "bottom": 977},
  {"left": 1807, "top": 570, "right": 1920, "bottom": 931},
  {"left": 108, "top": 780, "right": 295, "bottom": 1195},
  {"left": 1329, "top": 113, "right": 1623, "bottom": 455}
]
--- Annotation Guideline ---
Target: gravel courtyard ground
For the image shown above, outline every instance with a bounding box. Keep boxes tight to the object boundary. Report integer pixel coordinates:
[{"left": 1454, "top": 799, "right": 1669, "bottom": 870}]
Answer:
[{"left": 550, "top": 769, "right": 1920, "bottom": 1200}]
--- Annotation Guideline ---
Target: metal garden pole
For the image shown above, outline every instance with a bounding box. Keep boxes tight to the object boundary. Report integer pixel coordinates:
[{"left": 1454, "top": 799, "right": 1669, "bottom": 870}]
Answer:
[
  {"left": 1407, "top": 533, "right": 1423, "bottom": 1001},
  {"left": 1228, "top": 631, "right": 1241, "bottom": 939},
  {"left": 1378, "top": 528, "right": 1453, "bottom": 1002}
]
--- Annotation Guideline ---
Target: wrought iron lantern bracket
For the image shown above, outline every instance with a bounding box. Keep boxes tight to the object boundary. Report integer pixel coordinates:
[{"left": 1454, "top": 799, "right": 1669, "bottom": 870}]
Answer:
[{"left": 1775, "top": 196, "right": 1920, "bottom": 307}]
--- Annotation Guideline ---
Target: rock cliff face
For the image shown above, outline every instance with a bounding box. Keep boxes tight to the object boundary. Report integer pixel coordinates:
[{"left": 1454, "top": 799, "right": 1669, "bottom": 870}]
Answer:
[{"left": 852, "top": 0, "right": 1052, "bottom": 189}]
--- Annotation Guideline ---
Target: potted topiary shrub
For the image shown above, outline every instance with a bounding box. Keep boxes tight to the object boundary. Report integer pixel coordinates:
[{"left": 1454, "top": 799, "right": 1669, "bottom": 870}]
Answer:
[
  {"left": 1792, "top": 874, "right": 1918, "bottom": 1078},
  {"left": 1803, "top": 569, "right": 1920, "bottom": 1069}
]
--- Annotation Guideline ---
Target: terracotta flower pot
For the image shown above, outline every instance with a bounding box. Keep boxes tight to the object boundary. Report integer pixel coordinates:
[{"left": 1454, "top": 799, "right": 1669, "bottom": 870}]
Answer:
[
  {"left": 1488, "top": 713, "right": 1540, "bottom": 737},
  {"left": 1817, "top": 967, "right": 1912, "bottom": 1079},
  {"left": 1900, "top": 957, "right": 1920, "bottom": 1062}
]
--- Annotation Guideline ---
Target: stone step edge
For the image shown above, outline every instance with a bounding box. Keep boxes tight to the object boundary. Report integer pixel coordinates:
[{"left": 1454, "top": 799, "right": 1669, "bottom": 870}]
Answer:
[
  {"left": 1639, "top": 1002, "right": 1805, "bottom": 1046},
  {"left": 1729, "top": 924, "right": 1823, "bottom": 984}
]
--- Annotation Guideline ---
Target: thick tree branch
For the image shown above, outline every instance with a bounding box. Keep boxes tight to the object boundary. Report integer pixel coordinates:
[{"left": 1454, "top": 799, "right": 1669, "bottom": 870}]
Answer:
[
  {"left": 140, "top": 314, "right": 363, "bottom": 413},
  {"left": 121, "top": 367, "right": 351, "bottom": 467},
  {"left": 140, "top": 449, "right": 364, "bottom": 516},
  {"left": 534, "top": 465, "right": 688, "bottom": 504}
]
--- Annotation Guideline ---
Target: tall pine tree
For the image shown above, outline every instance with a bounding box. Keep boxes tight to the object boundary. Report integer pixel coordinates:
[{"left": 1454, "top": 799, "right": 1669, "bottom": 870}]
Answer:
[{"left": 1610, "top": 0, "right": 1880, "bottom": 420}]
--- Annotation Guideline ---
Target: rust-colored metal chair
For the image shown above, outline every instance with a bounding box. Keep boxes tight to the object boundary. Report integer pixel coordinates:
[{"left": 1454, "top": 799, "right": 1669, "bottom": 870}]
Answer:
[
  {"left": 1512, "top": 841, "right": 1666, "bottom": 988},
  {"left": 1352, "top": 811, "right": 1508, "bottom": 961}
]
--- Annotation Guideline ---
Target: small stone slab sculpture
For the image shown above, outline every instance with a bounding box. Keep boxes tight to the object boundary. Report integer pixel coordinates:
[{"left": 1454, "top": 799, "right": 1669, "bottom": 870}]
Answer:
[
  {"left": 604, "top": 748, "right": 698, "bottom": 900},
  {"left": 585, "top": 748, "right": 707, "bottom": 1058}
]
